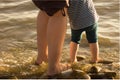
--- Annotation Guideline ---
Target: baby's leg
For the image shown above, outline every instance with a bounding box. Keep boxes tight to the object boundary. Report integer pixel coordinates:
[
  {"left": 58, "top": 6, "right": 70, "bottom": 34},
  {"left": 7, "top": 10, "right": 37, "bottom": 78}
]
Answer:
[{"left": 86, "top": 23, "right": 99, "bottom": 63}]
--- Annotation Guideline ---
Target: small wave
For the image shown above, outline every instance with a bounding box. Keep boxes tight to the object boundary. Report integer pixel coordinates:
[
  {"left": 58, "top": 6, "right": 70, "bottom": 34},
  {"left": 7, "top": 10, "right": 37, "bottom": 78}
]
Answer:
[{"left": 0, "top": 0, "right": 37, "bottom": 13}]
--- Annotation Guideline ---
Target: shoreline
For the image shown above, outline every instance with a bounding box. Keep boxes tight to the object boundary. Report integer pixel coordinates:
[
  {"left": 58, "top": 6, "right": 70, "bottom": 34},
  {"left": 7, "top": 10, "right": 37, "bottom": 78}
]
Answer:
[{"left": 0, "top": 34, "right": 119, "bottom": 79}]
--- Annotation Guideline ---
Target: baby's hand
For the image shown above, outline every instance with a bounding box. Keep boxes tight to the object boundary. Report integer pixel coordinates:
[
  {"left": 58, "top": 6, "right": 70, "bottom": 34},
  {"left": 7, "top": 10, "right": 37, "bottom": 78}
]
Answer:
[{"left": 66, "top": 0, "right": 69, "bottom": 6}]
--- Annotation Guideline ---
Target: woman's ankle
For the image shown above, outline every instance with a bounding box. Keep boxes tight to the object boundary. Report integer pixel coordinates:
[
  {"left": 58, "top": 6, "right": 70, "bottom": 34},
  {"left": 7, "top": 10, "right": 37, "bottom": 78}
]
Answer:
[
  {"left": 35, "top": 59, "right": 43, "bottom": 65},
  {"left": 47, "top": 63, "right": 70, "bottom": 76},
  {"left": 36, "top": 56, "right": 48, "bottom": 64}
]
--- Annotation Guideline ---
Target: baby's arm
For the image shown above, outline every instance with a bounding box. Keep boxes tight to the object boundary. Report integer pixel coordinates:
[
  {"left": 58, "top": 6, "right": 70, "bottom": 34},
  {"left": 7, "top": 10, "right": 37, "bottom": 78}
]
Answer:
[{"left": 66, "top": 0, "right": 69, "bottom": 6}]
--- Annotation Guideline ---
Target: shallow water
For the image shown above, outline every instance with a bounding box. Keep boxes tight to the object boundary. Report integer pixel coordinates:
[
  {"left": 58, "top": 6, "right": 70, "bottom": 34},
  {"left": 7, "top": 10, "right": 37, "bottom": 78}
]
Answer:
[
  {"left": 0, "top": 0, "right": 119, "bottom": 51},
  {"left": 0, "top": 0, "right": 119, "bottom": 78}
]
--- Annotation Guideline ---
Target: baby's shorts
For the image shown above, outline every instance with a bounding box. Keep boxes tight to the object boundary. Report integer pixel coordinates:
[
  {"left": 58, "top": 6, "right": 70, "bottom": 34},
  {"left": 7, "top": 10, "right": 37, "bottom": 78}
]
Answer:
[{"left": 71, "top": 23, "right": 98, "bottom": 44}]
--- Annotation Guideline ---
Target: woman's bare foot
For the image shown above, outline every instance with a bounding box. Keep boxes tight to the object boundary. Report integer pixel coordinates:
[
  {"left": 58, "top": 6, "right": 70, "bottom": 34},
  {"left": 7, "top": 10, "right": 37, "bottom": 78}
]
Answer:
[
  {"left": 35, "top": 56, "right": 48, "bottom": 65},
  {"left": 47, "top": 63, "right": 71, "bottom": 76}
]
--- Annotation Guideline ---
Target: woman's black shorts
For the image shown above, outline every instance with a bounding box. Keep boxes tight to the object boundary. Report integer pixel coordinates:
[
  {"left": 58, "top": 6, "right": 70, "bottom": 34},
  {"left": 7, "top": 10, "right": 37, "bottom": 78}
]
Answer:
[{"left": 32, "top": 0, "right": 67, "bottom": 16}]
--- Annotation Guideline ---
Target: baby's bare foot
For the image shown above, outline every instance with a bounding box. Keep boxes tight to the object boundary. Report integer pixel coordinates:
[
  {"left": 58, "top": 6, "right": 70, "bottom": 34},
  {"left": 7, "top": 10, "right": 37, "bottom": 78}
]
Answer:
[{"left": 91, "top": 58, "right": 113, "bottom": 64}]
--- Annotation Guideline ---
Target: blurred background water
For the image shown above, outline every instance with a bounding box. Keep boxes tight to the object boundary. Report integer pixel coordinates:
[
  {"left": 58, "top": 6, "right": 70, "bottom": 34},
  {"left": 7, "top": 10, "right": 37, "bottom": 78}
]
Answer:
[{"left": 0, "top": 0, "right": 119, "bottom": 51}]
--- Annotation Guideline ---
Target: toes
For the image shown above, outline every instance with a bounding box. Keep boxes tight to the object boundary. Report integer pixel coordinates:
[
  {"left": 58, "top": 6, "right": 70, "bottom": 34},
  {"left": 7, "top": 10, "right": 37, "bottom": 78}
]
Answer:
[{"left": 59, "top": 63, "right": 71, "bottom": 72}]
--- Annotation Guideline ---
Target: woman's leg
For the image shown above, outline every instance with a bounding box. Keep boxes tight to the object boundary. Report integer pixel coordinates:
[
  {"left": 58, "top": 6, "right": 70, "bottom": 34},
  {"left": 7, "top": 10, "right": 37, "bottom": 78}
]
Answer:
[
  {"left": 47, "top": 9, "right": 68, "bottom": 75},
  {"left": 36, "top": 11, "right": 49, "bottom": 64}
]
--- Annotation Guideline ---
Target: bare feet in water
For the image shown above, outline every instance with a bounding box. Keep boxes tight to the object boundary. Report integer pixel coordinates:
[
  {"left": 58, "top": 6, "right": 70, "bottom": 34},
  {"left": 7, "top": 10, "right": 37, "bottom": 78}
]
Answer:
[
  {"left": 91, "top": 58, "right": 113, "bottom": 64},
  {"left": 47, "top": 63, "right": 71, "bottom": 76},
  {"left": 35, "top": 56, "right": 48, "bottom": 65}
]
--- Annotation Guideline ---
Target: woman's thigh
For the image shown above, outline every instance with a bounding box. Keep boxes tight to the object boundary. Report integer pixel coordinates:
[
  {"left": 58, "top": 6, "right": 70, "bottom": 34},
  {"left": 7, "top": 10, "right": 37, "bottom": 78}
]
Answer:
[{"left": 47, "top": 9, "right": 67, "bottom": 44}]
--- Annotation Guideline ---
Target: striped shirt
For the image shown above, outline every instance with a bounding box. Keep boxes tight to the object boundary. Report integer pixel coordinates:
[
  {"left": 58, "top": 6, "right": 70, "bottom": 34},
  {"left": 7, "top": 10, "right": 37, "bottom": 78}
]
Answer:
[{"left": 68, "top": 0, "right": 99, "bottom": 30}]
